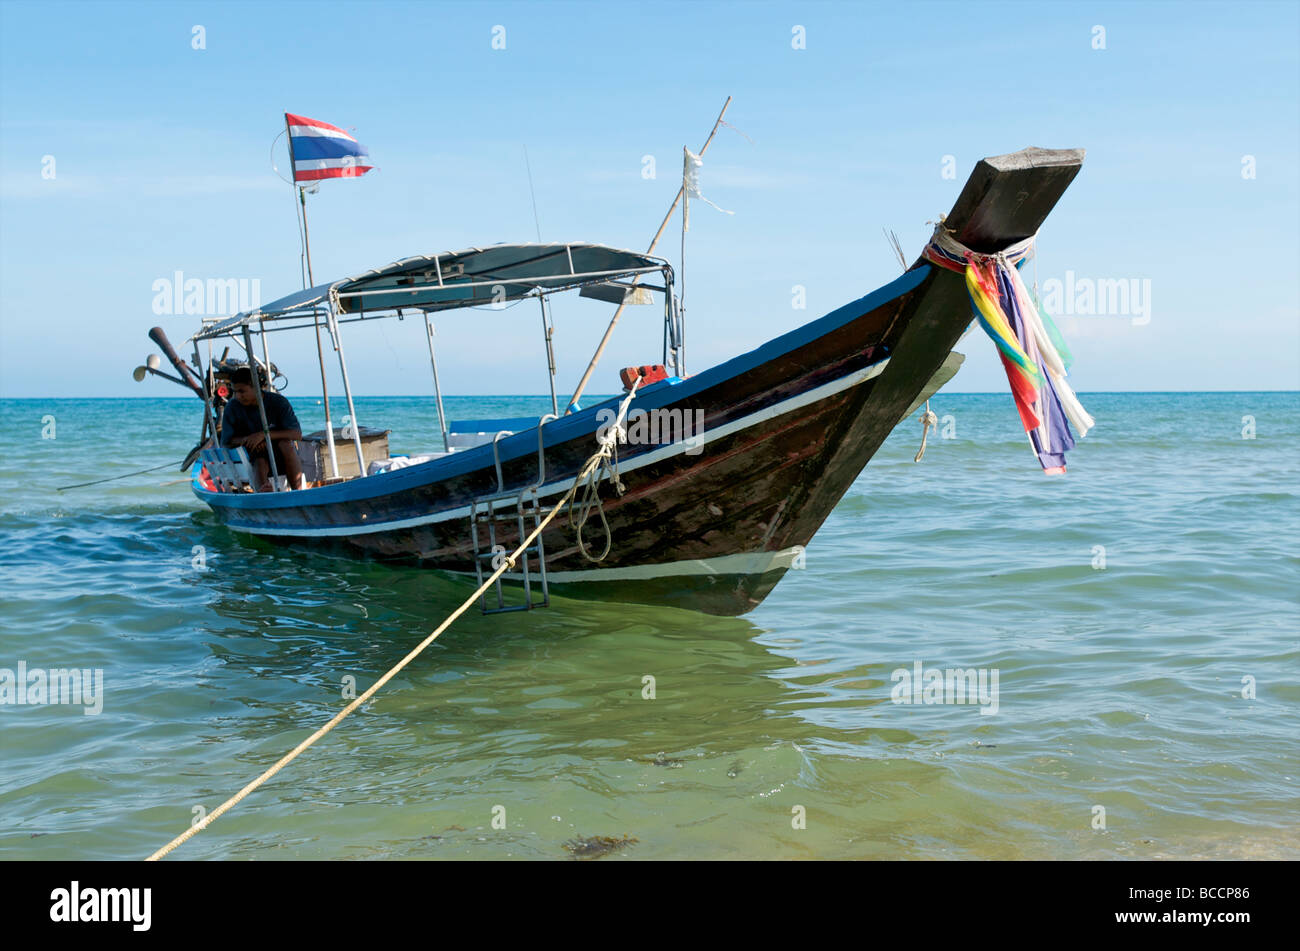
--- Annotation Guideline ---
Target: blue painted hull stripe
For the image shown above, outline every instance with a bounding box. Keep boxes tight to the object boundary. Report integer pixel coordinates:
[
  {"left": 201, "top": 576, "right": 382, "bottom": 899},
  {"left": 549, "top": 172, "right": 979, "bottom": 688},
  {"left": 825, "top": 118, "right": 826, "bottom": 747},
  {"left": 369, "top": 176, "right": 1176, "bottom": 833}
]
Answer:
[
  {"left": 214, "top": 356, "right": 891, "bottom": 537},
  {"left": 197, "top": 265, "right": 928, "bottom": 514}
]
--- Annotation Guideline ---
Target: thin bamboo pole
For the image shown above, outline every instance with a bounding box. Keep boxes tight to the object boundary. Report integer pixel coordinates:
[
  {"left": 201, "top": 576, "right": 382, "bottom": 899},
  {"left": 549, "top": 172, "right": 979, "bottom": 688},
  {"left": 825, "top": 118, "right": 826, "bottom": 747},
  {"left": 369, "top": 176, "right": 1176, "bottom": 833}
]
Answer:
[{"left": 563, "top": 96, "right": 731, "bottom": 413}]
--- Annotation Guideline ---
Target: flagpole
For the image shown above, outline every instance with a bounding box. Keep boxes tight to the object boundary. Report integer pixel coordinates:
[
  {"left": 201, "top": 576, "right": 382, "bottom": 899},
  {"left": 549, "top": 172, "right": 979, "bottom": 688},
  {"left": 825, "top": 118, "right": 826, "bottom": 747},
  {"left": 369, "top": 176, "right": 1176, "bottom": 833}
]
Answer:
[
  {"left": 299, "top": 186, "right": 314, "bottom": 285},
  {"left": 286, "top": 114, "right": 340, "bottom": 480}
]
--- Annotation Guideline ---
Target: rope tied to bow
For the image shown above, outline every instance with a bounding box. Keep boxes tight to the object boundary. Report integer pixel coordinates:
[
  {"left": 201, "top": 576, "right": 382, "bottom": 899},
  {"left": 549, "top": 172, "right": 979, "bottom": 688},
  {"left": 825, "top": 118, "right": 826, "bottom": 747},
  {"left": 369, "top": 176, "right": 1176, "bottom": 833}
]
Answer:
[
  {"left": 921, "top": 220, "right": 1093, "bottom": 473},
  {"left": 914, "top": 401, "right": 939, "bottom": 462},
  {"left": 571, "top": 377, "right": 641, "bottom": 562}
]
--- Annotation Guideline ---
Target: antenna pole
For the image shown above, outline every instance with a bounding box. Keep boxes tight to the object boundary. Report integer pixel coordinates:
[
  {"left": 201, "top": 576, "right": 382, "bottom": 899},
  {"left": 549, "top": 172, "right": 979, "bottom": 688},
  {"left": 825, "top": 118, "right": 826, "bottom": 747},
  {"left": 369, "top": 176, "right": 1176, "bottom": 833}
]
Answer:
[
  {"left": 524, "top": 144, "right": 542, "bottom": 243},
  {"left": 564, "top": 95, "right": 731, "bottom": 413}
]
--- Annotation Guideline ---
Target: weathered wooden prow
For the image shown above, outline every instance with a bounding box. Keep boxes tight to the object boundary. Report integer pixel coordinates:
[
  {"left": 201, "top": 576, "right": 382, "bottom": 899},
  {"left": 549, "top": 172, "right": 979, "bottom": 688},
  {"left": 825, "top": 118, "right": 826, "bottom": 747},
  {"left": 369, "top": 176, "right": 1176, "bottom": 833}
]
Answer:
[
  {"left": 913, "top": 146, "right": 1086, "bottom": 262},
  {"left": 793, "top": 147, "right": 1087, "bottom": 549}
]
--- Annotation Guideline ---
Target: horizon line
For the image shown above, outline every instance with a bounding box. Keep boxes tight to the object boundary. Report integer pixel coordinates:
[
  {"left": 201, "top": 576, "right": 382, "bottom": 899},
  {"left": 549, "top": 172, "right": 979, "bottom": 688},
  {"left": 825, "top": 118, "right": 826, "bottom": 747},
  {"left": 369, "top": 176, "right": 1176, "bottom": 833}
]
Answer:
[{"left": 3, "top": 390, "right": 1299, "bottom": 401}]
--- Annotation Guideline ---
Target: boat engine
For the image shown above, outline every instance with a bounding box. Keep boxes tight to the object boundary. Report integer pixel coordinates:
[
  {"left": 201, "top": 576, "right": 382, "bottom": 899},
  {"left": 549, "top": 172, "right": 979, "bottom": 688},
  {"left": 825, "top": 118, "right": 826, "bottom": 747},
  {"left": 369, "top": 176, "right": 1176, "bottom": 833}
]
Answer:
[{"left": 132, "top": 326, "right": 283, "bottom": 471}]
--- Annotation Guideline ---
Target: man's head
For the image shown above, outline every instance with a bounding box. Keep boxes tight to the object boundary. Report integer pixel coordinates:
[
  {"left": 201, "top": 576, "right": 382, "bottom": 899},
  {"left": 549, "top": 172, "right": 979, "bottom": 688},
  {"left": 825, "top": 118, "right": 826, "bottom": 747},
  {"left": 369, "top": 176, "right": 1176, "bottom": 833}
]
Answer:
[{"left": 230, "top": 367, "right": 260, "bottom": 406}]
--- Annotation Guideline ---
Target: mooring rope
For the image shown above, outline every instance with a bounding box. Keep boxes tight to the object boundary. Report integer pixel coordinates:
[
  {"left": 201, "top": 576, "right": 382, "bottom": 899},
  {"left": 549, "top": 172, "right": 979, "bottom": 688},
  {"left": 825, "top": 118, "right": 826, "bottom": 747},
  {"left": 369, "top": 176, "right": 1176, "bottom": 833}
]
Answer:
[
  {"left": 147, "top": 380, "right": 642, "bottom": 861},
  {"left": 57, "top": 460, "right": 182, "bottom": 492}
]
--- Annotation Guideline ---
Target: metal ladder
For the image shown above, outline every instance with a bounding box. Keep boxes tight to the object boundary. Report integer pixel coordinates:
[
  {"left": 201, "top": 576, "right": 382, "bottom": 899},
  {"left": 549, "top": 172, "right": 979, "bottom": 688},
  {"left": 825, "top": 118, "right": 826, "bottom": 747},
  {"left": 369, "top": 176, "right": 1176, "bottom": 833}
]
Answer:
[{"left": 469, "top": 416, "right": 557, "bottom": 614}]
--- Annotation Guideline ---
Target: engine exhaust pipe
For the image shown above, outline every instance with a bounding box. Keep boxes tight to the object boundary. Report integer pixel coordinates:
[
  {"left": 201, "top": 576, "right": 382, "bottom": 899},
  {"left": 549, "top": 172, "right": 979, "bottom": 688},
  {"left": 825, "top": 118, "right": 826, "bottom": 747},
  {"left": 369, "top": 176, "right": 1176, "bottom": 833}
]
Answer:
[{"left": 148, "top": 326, "right": 205, "bottom": 398}]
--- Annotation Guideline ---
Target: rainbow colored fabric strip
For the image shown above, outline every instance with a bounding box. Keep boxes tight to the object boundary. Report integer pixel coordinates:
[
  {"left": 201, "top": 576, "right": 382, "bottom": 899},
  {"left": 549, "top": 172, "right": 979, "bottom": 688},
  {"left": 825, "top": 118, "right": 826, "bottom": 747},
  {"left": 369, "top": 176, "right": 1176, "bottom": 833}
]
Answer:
[
  {"left": 965, "top": 262, "right": 1043, "bottom": 390},
  {"left": 923, "top": 235, "right": 1086, "bottom": 474}
]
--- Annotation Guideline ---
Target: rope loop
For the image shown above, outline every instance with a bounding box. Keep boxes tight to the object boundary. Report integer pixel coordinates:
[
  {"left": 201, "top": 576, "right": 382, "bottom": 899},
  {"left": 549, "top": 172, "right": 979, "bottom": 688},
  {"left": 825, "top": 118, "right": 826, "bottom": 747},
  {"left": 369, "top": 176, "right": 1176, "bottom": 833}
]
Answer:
[
  {"left": 914, "top": 400, "right": 939, "bottom": 462},
  {"left": 923, "top": 224, "right": 1037, "bottom": 274},
  {"left": 570, "top": 377, "right": 641, "bottom": 563}
]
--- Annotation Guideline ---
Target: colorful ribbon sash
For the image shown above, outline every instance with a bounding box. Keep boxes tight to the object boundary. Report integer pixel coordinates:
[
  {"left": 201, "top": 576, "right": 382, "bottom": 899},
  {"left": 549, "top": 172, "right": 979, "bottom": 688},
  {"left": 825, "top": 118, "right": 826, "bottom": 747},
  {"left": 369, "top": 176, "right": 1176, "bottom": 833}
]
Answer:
[{"left": 923, "top": 225, "right": 1093, "bottom": 473}]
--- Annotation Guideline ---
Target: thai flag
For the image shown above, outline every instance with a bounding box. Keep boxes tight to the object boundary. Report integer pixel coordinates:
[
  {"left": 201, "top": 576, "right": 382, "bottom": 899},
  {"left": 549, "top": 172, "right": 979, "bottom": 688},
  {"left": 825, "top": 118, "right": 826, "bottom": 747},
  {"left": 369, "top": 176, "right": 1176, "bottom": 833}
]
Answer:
[{"left": 285, "top": 113, "right": 373, "bottom": 182}]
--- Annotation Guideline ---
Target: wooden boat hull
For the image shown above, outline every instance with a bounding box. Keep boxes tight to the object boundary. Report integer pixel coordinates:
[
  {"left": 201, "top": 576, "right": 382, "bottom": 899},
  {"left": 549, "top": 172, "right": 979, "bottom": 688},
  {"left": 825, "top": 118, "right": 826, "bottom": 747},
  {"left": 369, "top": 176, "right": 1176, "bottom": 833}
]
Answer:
[{"left": 195, "top": 147, "right": 1084, "bottom": 615}]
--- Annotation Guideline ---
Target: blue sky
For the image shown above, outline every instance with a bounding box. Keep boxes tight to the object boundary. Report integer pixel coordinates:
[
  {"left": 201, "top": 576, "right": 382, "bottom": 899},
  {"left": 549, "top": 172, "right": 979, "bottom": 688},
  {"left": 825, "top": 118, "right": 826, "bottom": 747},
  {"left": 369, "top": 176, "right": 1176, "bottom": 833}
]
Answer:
[{"left": 1, "top": 0, "right": 1296, "bottom": 398}]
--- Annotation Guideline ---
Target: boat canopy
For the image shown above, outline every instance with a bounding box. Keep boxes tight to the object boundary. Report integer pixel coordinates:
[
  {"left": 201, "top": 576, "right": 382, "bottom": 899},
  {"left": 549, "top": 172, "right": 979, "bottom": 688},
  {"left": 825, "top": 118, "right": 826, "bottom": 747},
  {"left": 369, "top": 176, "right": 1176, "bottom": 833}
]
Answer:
[{"left": 195, "top": 242, "right": 671, "bottom": 341}]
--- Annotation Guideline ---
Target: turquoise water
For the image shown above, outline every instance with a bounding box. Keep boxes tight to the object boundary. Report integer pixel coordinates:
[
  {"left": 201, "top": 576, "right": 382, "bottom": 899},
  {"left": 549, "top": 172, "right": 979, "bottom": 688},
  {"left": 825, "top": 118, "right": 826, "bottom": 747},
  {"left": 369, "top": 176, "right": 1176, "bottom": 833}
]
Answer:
[{"left": 1, "top": 392, "right": 1296, "bottom": 860}]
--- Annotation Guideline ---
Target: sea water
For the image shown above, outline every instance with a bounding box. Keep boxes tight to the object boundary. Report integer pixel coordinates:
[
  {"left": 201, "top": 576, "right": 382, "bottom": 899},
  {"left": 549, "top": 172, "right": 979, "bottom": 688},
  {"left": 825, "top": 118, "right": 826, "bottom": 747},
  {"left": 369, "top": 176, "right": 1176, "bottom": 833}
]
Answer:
[{"left": 1, "top": 392, "right": 1296, "bottom": 859}]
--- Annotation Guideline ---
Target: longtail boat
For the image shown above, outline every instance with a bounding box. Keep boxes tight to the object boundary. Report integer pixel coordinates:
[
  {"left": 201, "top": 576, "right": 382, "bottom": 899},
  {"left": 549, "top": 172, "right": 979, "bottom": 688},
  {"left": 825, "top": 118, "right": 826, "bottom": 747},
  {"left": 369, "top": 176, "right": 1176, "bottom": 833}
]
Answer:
[{"left": 140, "top": 142, "right": 1086, "bottom": 616}]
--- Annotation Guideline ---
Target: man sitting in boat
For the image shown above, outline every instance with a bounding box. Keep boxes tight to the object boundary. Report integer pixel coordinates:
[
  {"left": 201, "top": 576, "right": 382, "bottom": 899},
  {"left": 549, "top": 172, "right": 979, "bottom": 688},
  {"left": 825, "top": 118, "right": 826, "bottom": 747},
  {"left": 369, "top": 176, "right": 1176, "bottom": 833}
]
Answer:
[{"left": 221, "top": 367, "right": 307, "bottom": 491}]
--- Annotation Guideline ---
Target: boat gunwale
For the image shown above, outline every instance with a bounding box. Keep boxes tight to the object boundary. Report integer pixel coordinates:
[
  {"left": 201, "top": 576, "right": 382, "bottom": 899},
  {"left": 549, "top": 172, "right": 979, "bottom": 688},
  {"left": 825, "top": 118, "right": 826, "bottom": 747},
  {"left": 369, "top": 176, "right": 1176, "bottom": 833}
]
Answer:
[{"left": 192, "top": 264, "right": 932, "bottom": 513}]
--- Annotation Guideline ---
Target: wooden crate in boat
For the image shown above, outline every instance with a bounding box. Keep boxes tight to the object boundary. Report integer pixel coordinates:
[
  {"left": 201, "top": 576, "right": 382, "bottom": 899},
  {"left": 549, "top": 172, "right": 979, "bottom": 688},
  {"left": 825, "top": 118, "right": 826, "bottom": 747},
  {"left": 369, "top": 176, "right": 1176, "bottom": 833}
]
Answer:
[{"left": 297, "top": 427, "right": 390, "bottom": 482}]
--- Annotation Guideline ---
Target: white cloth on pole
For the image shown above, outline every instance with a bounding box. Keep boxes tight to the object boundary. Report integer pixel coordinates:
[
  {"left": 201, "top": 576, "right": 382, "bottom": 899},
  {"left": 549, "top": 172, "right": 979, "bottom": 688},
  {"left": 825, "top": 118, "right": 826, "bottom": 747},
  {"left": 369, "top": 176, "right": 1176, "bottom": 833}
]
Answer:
[{"left": 682, "top": 147, "right": 732, "bottom": 232}]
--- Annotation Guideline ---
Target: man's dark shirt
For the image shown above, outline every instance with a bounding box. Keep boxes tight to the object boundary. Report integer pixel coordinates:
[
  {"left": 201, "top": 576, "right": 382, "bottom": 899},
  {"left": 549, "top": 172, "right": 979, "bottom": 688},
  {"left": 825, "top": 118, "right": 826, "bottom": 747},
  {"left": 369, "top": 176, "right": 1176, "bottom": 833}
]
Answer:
[{"left": 221, "top": 391, "right": 301, "bottom": 448}]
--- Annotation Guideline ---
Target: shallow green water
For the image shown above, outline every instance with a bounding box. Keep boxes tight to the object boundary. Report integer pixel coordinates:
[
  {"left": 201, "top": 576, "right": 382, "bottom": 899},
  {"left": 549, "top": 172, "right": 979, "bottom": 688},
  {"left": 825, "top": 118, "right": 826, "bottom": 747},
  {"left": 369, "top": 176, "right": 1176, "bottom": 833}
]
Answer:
[{"left": 1, "top": 393, "right": 1296, "bottom": 859}]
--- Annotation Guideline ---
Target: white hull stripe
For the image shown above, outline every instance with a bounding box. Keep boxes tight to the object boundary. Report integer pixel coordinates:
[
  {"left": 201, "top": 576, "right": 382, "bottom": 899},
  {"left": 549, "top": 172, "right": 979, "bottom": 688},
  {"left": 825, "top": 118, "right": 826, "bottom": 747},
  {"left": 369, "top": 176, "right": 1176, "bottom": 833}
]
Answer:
[
  {"left": 451, "top": 546, "right": 805, "bottom": 583},
  {"left": 223, "top": 357, "right": 891, "bottom": 537}
]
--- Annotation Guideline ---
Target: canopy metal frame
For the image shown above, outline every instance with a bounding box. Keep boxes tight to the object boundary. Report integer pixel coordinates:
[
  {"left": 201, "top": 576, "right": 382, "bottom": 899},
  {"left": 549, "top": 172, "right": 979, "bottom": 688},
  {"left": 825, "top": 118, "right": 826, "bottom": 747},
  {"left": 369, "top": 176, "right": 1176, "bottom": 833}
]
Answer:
[{"left": 187, "top": 243, "right": 680, "bottom": 486}]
